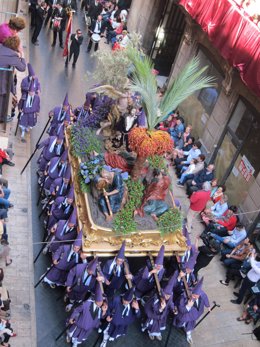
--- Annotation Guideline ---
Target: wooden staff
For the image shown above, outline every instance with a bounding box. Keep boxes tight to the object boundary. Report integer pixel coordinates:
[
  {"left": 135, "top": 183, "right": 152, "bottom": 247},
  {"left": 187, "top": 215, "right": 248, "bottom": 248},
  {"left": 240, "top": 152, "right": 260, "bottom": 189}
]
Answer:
[
  {"left": 176, "top": 255, "right": 192, "bottom": 299},
  {"left": 102, "top": 188, "right": 113, "bottom": 216},
  {"left": 148, "top": 252, "right": 163, "bottom": 297},
  {"left": 123, "top": 260, "right": 133, "bottom": 289}
]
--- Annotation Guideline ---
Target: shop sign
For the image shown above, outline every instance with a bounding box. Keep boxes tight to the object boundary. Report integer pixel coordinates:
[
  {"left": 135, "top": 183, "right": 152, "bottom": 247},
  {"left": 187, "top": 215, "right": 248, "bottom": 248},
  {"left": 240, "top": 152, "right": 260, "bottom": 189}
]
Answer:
[{"left": 238, "top": 155, "right": 255, "bottom": 182}]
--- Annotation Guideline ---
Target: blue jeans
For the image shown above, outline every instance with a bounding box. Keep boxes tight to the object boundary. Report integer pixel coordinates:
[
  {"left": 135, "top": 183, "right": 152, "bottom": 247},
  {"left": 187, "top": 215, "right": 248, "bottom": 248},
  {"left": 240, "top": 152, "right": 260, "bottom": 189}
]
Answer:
[
  {"left": 0, "top": 188, "right": 11, "bottom": 208},
  {"left": 210, "top": 233, "right": 236, "bottom": 248},
  {"left": 3, "top": 188, "right": 10, "bottom": 199},
  {"left": 179, "top": 174, "right": 194, "bottom": 185}
]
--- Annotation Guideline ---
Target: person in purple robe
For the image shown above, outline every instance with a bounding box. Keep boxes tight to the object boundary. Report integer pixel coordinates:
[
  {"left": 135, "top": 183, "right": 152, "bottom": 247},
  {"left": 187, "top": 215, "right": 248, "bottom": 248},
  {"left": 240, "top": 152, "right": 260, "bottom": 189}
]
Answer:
[
  {"left": 67, "top": 282, "right": 108, "bottom": 347},
  {"left": 142, "top": 274, "right": 175, "bottom": 341},
  {"left": 48, "top": 93, "right": 72, "bottom": 136},
  {"left": 20, "top": 63, "right": 41, "bottom": 99},
  {"left": 49, "top": 165, "right": 71, "bottom": 198},
  {"left": 173, "top": 277, "right": 210, "bottom": 344},
  {"left": 43, "top": 231, "right": 82, "bottom": 288},
  {"left": 37, "top": 134, "right": 64, "bottom": 172},
  {"left": 47, "top": 206, "right": 78, "bottom": 254},
  {"left": 19, "top": 81, "right": 40, "bottom": 142},
  {"left": 73, "top": 98, "right": 91, "bottom": 123},
  {"left": 133, "top": 245, "right": 165, "bottom": 300},
  {"left": 100, "top": 287, "right": 140, "bottom": 346},
  {"left": 103, "top": 241, "right": 132, "bottom": 297},
  {"left": 47, "top": 185, "right": 74, "bottom": 229},
  {"left": 65, "top": 257, "right": 105, "bottom": 311}
]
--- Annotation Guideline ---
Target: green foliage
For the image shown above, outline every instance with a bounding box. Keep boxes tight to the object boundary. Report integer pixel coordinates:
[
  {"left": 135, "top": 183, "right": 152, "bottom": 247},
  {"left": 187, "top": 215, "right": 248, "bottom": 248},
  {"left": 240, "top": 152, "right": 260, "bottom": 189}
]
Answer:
[
  {"left": 127, "top": 48, "right": 216, "bottom": 130},
  {"left": 70, "top": 123, "right": 102, "bottom": 159},
  {"left": 157, "top": 208, "right": 182, "bottom": 236},
  {"left": 148, "top": 155, "right": 168, "bottom": 172},
  {"left": 113, "top": 179, "right": 144, "bottom": 235},
  {"left": 79, "top": 173, "right": 90, "bottom": 193}
]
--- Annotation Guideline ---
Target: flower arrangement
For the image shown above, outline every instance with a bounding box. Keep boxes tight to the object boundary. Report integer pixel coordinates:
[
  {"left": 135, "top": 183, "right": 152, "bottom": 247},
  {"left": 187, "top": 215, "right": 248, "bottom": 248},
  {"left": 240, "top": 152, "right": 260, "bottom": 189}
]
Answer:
[
  {"left": 113, "top": 179, "right": 144, "bottom": 234},
  {"left": 79, "top": 155, "right": 104, "bottom": 191},
  {"left": 157, "top": 208, "right": 182, "bottom": 236},
  {"left": 70, "top": 122, "right": 102, "bottom": 159},
  {"left": 148, "top": 154, "right": 168, "bottom": 172},
  {"left": 129, "top": 128, "right": 173, "bottom": 157}
]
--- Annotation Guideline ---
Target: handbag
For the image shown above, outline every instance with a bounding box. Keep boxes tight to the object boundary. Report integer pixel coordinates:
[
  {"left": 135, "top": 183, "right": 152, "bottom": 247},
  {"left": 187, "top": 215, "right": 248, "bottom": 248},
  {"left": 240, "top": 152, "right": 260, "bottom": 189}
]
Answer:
[{"left": 53, "top": 17, "right": 61, "bottom": 32}]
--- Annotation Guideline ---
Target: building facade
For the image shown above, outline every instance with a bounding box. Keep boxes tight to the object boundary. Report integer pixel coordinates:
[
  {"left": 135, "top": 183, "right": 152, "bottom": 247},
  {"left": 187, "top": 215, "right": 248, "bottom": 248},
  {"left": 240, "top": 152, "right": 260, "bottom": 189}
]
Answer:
[{"left": 128, "top": 0, "right": 260, "bottom": 234}]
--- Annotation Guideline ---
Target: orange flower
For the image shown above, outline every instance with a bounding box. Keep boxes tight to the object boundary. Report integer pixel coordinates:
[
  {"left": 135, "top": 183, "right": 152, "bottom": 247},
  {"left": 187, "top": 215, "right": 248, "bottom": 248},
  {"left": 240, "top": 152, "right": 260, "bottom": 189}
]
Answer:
[{"left": 129, "top": 128, "right": 173, "bottom": 157}]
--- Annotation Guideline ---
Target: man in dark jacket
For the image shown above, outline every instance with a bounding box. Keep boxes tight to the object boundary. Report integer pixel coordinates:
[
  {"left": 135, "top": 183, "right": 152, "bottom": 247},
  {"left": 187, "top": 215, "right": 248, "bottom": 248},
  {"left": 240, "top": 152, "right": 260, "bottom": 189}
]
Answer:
[
  {"left": 65, "top": 29, "right": 83, "bottom": 67},
  {"left": 51, "top": 3, "right": 67, "bottom": 48},
  {"left": 31, "top": 2, "right": 47, "bottom": 45},
  {"left": 186, "top": 164, "right": 214, "bottom": 196},
  {"left": 87, "top": 15, "right": 104, "bottom": 52}
]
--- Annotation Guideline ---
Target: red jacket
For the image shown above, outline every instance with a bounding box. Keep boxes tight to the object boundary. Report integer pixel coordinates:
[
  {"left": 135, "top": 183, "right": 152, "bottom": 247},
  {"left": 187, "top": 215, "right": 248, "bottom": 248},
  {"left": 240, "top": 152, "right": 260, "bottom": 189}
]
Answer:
[
  {"left": 190, "top": 190, "right": 211, "bottom": 212},
  {"left": 216, "top": 214, "right": 237, "bottom": 231},
  {"left": 0, "top": 150, "right": 7, "bottom": 164}
]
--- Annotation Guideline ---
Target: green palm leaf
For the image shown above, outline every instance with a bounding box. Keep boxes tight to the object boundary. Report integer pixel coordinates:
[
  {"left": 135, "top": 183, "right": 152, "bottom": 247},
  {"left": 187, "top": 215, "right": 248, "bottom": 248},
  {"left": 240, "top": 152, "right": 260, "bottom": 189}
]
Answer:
[{"left": 128, "top": 49, "right": 215, "bottom": 130}]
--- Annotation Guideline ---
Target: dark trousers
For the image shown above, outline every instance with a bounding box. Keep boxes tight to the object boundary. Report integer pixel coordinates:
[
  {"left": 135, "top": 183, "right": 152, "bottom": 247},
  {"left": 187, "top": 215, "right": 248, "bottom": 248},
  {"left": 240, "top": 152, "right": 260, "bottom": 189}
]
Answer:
[
  {"left": 53, "top": 30, "right": 63, "bottom": 46},
  {"left": 44, "top": 7, "right": 53, "bottom": 27},
  {"left": 30, "top": 4, "right": 37, "bottom": 27},
  {"left": 32, "top": 23, "right": 43, "bottom": 43},
  {"left": 225, "top": 266, "right": 242, "bottom": 283},
  {"left": 2, "top": 322, "right": 12, "bottom": 342},
  {"left": 237, "top": 276, "right": 255, "bottom": 304},
  {"left": 65, "top": 50, "right": 80, "bottom": 65},
  {"left": 0, "top": 159, "right": 12, "bottom": 175},
  {"left": 87, "top": 39, "right": 99, "bottom": 52}
]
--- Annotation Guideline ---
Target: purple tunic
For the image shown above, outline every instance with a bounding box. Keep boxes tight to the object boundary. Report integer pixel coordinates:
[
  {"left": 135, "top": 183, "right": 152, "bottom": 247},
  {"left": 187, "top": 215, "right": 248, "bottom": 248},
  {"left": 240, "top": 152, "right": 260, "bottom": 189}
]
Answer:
[
  {"left": 49, "top": 177, "right": 70, "bottom": 197},
  {"left": 68, "top": 300, "right": 103, "bottom": 343},
  {"left": 48, "top": 196, "right": 74, "bottom": 228},
  {"left": 43, "top": 158, "right": 68, "bottom": 190},
  {"left": 107, "top": 296, "right": 140, "bottom": 339},
  {"left": 48, "top": 106, "right": 70, "bottom": 136},
  {"left": 66, "top": 263, "right": 97, "bottom": 301},
  {"left": 74, "top": 106, "right": 90, "bottom": 122},
  {"left": 21, "top": 76, "right": 41, "bottom": 97},
  {"left": 37, "top": 137, "right": 64, "bottom": 171},
  {"left": 143, "top": 294, "right": 175, "bottom": 335},
  {"left": 49, "top": 219, "right": 77, "bottom": 253},
  {"left": 103, "top": 258, "right": 125, "bottom": 296},
  {"left": 45, "top": 244, "right": 80, "bottom": 286},
  {"left": 133, "top": 266, "right": 165, "bottom": 299},
  {"left": 19, "top": 94, "right": 40, "bottom": 128},
  {"left": 173, "top": 291, "right": 210, "bottom": 332}
]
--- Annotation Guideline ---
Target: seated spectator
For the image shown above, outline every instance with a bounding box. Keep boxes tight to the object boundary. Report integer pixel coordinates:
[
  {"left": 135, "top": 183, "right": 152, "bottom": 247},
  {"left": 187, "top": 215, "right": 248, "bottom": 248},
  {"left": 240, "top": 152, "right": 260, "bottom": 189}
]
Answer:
[
  {"left": 0, "top": 150, "right": 15, "bottom": 177},
  {"left": 220, "top": 238, "right": 253, "bottom": 268},
  {"left": 186, "top": 164, "right": 215, "bottom": 196},
  {"left": 237, "top": 295, "right": 260, "bottom": 324},
  {"left": 106, "top": 17, "right": 123, "bottom": 44},
  {"left": 0, "top": 318, "right": 16, "bottom": 345},
  {"left": 210, "top": 222, "right": 247, "bottom": 249},
  {"left": 0, "top": 185, "right": 13, "bottom": 209},
  {"left": 175, "top": 125, "right": 192, "bottom": 149},
  {"left": 203, "top": 206, "right": 238, "bottom": 236},
  {"left": 0, "top": 17, "right": 26, "bottom": 44},
  {"left": 116, "top": 29, "right": 129, "bottom": 48},
  {"left": 202, "top": 195, "right": 228, "bottom": 222},
  {"left": 168, "top": 116, "right": 185, "bottom": 144},
  {"left": 176, "top": 154, "right": 205, "bottom": 187},
  {"left": 174, "top": 141, "right": 202, "bottom": 172},
  {"left": 231, "top": 252, "right": 260, "bottom": 305},
  {"left": 176, "top": 159, "right": 197, "bottom": 187},
  {"left": 210, "top": 181, "right": 226, "bottom": 203}
]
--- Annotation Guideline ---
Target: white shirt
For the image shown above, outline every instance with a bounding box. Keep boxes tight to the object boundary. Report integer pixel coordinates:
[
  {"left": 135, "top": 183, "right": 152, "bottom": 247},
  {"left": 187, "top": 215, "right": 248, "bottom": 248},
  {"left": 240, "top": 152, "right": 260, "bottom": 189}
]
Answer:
[{"left": 248, "top": 258, "right": 260, "bottom": 283}]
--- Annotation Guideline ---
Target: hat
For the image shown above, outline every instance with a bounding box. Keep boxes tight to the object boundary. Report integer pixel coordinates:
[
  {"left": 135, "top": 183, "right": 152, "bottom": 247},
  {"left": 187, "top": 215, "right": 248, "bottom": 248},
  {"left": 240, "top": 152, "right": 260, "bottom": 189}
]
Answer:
[
  {"left": 73, "top": 229, "right": 83, "bottom": 248},
  {"left": 67, "top": 184, "right": 74, "bottom": 200},
  {"left": 192, "top": 277, "right": 204, "bottom": 295},
  {"left": 155, "top": 245, "right": 165, "bottom": 265},
  {"left": 185, "top": 253, "right": 197, "bottom": 271},
  {"left": 163, "top": 274, "right": 175, "bottom": 296},
  {"left": 27, "top": 63, "right": 35, "bottom": 77},
  {"left": 68, "top": 206, "right": 77, "bottom": 225},
  {"left": 64, "top": 164, "right": 71, "bottom": 180},
  {"left": 29, "top": 80, "right": 35, "bottom": 93},
  {"left": 94, "top": 282, "right": 103, "bottom": 302},
  {"left": 123, "top": 287, "right": 134, "bottom": 302},
  {"left": 87, "top": 257, "right": 98, "bottom": 273},
  {"left": 117, "top": 241, "right": 126, "bottom": 260},
  {"left": 63, "top": 93, "right": 69, "bottom": 107},
  {"left": 60, "top": 149, "right": 68, "bottom": 162}
]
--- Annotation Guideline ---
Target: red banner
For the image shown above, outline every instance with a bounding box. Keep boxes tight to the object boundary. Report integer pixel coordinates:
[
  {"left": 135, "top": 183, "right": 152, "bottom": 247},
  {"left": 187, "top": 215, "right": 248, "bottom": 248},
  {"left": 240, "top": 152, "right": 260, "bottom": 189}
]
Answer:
[
  {"left": 179, "top": 0, "right": 260, "bottom": 98},
  {"left": 63, "top": 15, "right": 72, "bottom": 58}
]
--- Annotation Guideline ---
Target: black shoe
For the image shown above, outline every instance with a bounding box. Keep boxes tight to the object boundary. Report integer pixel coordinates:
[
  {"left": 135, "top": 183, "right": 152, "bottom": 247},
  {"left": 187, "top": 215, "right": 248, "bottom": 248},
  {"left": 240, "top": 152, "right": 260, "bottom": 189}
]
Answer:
[
  {"left": 60, "top": 44, "right": 64, "bottom": 48},
  {"left": 87, "top": 49, "right": 90, "bottom": 53},
  {"left": 230, "top": 299, "right": 240, "bottom": 304},
  {"left": 72, "top": 63, "right": 76, "bottom": 68},
  {"left": 51, "top": 43, "right": 55, "bottom": 47},
  {"left": 233, "top": 292, "right": 239, "bottom": 297},
  {"left": 6, "top": 161, "right": 15, "bottom": 167},
  {"left": 32, "top": 42, "right": 39, "bottom": 46}
]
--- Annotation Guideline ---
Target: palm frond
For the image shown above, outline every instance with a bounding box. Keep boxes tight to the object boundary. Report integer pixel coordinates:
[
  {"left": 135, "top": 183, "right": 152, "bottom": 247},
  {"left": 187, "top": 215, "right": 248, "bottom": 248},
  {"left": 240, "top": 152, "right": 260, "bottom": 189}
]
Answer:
[
  {"left": 127, "top": 48, "right": 159, "bottom": 130},
  {"left": 156, "top": 56, "right": 216, "bottom": 128}
]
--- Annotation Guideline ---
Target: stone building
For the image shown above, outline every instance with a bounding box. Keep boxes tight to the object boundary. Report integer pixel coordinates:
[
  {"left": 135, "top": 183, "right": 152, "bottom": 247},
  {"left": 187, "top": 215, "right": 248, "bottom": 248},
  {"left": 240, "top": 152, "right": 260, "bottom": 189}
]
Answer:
[{"left": 128, "top": 0, "right": 260, "bottom": 236}]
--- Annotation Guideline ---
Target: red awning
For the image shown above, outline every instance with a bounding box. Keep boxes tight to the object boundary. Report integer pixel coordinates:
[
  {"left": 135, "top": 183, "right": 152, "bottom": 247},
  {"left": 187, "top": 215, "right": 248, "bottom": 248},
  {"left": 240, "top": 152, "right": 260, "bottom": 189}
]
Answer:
[{"left": 179, "top": 0, "right": 260, "bottom": 98}]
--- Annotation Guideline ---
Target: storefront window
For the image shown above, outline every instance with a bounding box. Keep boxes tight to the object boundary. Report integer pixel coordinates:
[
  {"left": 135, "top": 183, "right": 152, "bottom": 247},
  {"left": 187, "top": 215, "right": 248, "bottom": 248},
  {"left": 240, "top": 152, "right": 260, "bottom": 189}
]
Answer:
[{"left": 178, "top": 49, "right": 223, "bottom": 139}]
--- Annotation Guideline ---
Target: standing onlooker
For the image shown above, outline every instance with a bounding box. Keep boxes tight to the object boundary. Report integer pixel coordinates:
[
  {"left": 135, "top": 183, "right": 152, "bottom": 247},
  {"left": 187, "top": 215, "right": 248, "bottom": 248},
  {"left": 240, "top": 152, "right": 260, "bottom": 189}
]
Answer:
[
  {"left": 186, "top": 181, "right": 211, "bottom": 235},
  {"left": 51, "top": 3, "right": 67, "bottom": 48},
  {"left": 87, "top": 15, "right": 104, "bottom": 52},
  {"left": 65, "top": 29, "right": 83, "bottom": 67},
  {"left": 31, "top": 2, "right": 47, "bottom": 45}
]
